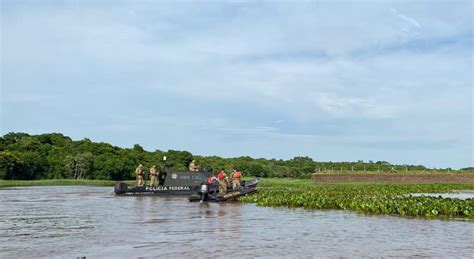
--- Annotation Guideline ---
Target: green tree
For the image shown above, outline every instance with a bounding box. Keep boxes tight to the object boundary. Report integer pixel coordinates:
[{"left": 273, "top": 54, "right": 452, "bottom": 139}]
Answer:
[
  {"left": 0, "top": 151, "right": 20, "bottom": 179},
  {"left": 2, "top": 132, "right": 30, "bottom": 146},
  {"left": 163, "top": 150, "right": 193, "bottom": 171},
  {"left": 66, "top": 153, "right": 93, "bottom": 179},
  {"left": 0, "top": 137, "right": 5, "bottom": 151},
  {"left": 15, "top": 152, "right": 48, "bottom": 180},
  {"left": 237, "top": 162, "right": 269, "bottom": 177}
]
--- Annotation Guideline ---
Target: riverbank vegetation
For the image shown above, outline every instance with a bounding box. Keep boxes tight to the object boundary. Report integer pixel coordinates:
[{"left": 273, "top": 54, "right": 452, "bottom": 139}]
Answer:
[
  {"left": 240, "top": 179, "right": 474, "bottom": 219},
  {"left": 1, "top": 132, "right": 472, "bottom": 181}
]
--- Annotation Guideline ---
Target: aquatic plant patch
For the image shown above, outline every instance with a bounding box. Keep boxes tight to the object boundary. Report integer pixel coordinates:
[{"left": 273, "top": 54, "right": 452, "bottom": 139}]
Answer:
[{"left": 239, "top": 179, "right": 474, "bottom": 219}]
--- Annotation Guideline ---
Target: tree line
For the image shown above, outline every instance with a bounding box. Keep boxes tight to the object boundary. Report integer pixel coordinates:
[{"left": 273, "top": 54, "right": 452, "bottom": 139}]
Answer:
[{"left": 0, "top": 132, "right": 468, "bottom": 181}]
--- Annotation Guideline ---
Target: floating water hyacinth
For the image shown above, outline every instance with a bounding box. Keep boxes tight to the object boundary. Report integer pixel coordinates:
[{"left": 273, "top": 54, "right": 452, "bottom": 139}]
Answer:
[{"left": 239, "top": 179, "right": 474, "bottom": 219}]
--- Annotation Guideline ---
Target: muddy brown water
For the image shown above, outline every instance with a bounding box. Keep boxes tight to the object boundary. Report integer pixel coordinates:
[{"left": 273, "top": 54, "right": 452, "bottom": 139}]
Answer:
[{"left": 1, "top": 186, "right": 473, "bottom": 258}]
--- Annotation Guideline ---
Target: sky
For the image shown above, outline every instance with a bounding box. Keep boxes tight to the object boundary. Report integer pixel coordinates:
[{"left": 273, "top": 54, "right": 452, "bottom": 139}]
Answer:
[{"left": 1, "top": 0, "right": 472, "bottom": 169}]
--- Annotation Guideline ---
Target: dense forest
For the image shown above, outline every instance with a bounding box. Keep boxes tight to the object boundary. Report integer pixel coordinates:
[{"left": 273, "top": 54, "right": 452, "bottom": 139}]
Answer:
[{"left": 0, "top": 132, "right": 469, "bottom": 181}]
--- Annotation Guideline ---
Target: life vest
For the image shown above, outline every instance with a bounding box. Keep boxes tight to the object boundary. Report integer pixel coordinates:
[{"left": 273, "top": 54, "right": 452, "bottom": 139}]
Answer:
[
  {"left": 233, "top": 171, "right": 241, "bottom": 179},
  {"left": 208, "top": 176, "right": 217, "bottom": 184}
]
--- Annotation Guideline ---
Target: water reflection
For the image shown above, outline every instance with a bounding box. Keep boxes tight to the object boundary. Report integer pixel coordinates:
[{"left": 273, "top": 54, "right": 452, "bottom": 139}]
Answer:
[
  {"left": 0, "top": 186, "right": 473, "bottom": 258},
  {"left": 410, "top": 192, "right": 474, "bottom": 199}
]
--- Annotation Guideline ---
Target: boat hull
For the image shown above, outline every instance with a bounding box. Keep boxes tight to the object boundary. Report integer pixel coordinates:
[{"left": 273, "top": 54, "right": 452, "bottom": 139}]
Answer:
[
  {"left": 114, "top": 171, "right": 209, "bottom": 196},
  {"left": 188, "top": 179, "right": 259, "bottom": 202},
  {"left": 117, "top": 185, "right": 200, "bottom": 196}
]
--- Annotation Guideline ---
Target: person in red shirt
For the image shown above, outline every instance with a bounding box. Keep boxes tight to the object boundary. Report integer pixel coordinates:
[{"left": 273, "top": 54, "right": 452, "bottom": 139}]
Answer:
[
  {"left": 217, "top": 170, "right": 228, "bottom": 194},
  {"left": 217, "top": 170, "right": 226, "bottom": 181}
]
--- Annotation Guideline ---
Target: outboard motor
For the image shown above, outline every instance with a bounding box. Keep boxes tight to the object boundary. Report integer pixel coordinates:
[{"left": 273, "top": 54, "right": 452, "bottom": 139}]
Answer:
[
  {"left": 114, "top": 182, "right": 128, "bottom": 195},
  {"left": 199, "top": 182, "right": 209, "bottom": 202}
]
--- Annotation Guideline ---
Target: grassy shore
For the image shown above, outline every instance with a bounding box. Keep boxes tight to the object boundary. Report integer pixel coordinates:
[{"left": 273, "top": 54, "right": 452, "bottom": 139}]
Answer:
[
  {"left": 0, "top": 179, "right": 135, "bottom": 188},
  {"left": 240, "top": 178, "right": 474, "bottom": 219}
]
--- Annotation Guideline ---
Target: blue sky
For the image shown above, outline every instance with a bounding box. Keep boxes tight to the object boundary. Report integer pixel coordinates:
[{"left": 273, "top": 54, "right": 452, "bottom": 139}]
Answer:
[{"left": 1, "top": 1, "right": 472, "bottom": 169}]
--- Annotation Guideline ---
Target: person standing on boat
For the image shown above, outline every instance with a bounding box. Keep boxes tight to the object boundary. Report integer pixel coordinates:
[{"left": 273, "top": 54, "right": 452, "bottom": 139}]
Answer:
[
  {"left": 231, "top": 169, "right": 242, "bottom": 191},
  {"left": 207, "top": 173, "right": 218, "bottom": 184},
  {"left": 135, "top": 164, "right": 145, "bottom": 187},
  {"left": 189, "top": 160, "right": 199, "bottom": 172},
  {"left": 206, "top": 172, "right": 219, "bottom": 194},
  {"left": 149, "top": 165, "right": 159, "bottom": 187},
  {"left": 217, "top": 170, "right": 228, "bottom": 194}
]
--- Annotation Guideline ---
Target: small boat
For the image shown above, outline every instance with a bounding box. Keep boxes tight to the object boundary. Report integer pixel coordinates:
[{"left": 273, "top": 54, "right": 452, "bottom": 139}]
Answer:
[
  {"left": 114, "top": 171, "right": 211, "bottom": 196},
  {"left": 188, "top": 179, "right": 258, "bottom": 202}
]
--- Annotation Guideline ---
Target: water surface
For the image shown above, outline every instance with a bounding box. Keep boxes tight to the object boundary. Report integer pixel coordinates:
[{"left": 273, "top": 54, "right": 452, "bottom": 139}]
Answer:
[
  {"left": 410, "top": 192, "right": 474, "bottom": 200},
  {"left": 1, "top": 186, "right": 473, "bottom": 258}
]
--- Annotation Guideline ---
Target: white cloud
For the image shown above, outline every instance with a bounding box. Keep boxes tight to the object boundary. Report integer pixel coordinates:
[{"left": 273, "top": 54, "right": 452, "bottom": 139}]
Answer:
[
  {"left": 390, "top": 7, "right": 421, "bottom": 28},
  {"left": 315, "top": 93, "right": 393, "bottom": 118}
]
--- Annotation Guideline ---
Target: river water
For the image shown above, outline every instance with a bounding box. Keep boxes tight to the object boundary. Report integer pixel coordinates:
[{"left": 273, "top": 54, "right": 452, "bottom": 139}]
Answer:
[{"left": 0, "top": 186, "right": 473, "bottom": 258}]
